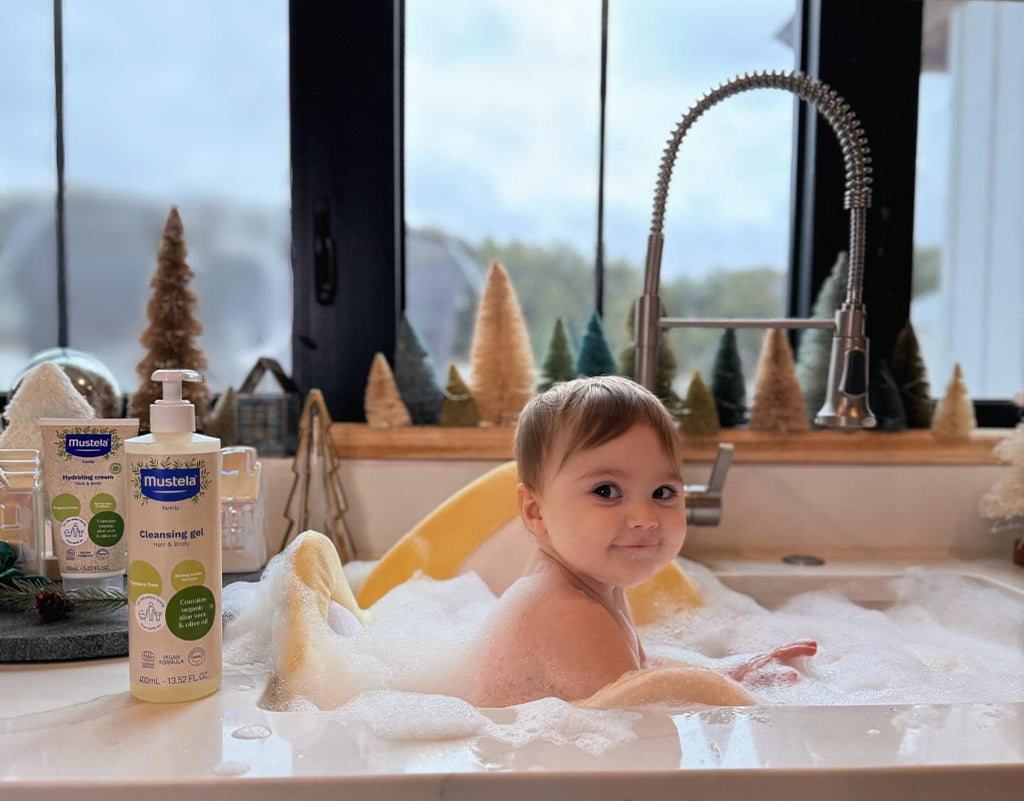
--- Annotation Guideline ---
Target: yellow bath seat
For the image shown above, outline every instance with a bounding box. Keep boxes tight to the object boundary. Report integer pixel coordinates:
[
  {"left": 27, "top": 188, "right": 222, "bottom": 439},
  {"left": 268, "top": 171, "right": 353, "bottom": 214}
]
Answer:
[
  {"left": 355, "top": 461, "right": 703, "bottom": 625},
  {"left": 579, "top": 666, "right": 755, "bottom": 709}
]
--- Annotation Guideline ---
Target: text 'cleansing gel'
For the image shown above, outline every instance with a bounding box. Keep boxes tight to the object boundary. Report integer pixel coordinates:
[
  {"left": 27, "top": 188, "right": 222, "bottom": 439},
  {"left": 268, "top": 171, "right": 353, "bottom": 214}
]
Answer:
[{"left": 126, "top": 369, "right": 221, "bottom": 702}]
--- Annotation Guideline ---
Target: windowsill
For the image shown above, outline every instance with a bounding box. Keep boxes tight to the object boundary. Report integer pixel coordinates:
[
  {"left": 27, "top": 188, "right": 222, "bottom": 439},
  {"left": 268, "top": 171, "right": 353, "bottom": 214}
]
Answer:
[{"left": 330, "top": 423, "right": 1012, "bottom": 465}]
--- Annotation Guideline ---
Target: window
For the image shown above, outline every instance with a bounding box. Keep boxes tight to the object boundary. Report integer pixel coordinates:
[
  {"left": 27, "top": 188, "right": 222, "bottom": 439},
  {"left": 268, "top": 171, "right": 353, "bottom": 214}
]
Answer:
[
  {"left": 911, "top": 0, "right": 1024, "bottom": 400},
  {"left": 403, "top": 0, "right": 797, "bottom": 390},
  {"left": 404, "top": 0, "right": 602, "bottom": 378},
  {"left": 604, "top": 0, "right": 796, "bottom": 387},
  {"left": 0, "top": 5, "right": 59, "bottom": 385},
  {"left": 1, "top": 0, "right": 291, "bottom": 395}
]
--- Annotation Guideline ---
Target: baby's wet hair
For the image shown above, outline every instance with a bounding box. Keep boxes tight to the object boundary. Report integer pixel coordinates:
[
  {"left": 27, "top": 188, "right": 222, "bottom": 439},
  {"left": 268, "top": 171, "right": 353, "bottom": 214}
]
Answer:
[{"left": 514, "top": 375, "right": 682, "bottom": 491}]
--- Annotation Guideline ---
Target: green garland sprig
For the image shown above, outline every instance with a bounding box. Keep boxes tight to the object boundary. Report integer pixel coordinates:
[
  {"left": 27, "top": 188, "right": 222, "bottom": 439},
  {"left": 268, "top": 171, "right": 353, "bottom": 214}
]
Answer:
[{"left": 0, "top": 578, "right": 127, "bottom": 622}]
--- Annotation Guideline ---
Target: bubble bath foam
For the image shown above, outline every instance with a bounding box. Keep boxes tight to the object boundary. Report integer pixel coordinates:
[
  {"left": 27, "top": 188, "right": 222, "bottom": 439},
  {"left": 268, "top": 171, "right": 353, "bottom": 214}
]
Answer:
[{"left": 125, "top": 370, "right": 221, "bottom": 703}]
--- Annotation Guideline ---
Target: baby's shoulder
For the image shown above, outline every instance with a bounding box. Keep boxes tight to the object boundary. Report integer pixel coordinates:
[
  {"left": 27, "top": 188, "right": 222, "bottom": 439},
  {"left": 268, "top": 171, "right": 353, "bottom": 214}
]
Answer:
[{"left": 500, "top": 575, "right": 625, "bottom": 645}]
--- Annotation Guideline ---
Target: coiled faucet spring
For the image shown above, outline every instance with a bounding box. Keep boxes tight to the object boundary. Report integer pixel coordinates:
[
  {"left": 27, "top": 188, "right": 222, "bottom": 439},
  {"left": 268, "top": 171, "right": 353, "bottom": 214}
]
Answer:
[{"left": 637, "top": 69, "right": 877, "bottom": 429}]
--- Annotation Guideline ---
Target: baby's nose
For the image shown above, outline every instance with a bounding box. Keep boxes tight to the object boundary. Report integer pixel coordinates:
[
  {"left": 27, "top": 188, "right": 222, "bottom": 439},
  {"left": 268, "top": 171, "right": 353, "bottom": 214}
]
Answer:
[{"left": 626, "top": 501, "right": 658, "bottom": 529}]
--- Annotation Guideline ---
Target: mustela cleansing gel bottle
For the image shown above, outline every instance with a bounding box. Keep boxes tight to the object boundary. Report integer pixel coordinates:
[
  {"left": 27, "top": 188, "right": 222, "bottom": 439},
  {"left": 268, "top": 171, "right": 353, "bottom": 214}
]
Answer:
[{"left": 126, "top": 369, "right": 221, "bottom": 702}]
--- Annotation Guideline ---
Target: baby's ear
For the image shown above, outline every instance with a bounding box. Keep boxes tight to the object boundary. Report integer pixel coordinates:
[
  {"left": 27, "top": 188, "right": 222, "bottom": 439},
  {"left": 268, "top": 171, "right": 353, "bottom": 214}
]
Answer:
[{"left": 516, "top": 482, "right": 544, "bottom": 537}]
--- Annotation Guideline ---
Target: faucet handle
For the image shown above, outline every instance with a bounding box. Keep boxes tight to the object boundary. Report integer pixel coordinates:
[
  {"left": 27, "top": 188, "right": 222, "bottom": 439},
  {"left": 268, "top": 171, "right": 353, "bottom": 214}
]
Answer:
[{"left": 683, "top": 443, "right": 734, "bottom": 527}]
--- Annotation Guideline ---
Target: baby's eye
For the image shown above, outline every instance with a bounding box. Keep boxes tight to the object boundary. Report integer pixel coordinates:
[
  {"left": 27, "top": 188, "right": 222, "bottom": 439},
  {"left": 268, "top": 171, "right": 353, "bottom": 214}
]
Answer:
[
  {"left": 652, "top": 485, "right": 679, "bottom": 501},
  {"left": 592, "top": 483, "right": 622, "bottom": 499}
]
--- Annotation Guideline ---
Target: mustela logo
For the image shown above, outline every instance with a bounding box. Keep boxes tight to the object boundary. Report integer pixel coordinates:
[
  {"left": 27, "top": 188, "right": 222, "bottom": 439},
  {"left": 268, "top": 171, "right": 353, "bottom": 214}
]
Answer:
[
  {"left": 65, "top": 433, "right": 112, "bottom": 458},
  {"left": 140, "top": 468, "right": 201, "bottom": 502}
]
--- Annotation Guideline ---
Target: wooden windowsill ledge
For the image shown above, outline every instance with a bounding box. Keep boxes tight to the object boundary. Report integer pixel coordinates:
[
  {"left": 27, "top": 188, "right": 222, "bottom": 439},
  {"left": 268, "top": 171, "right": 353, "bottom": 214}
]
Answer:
[{"left": 330, "top": 423, "right": 1011, "bottom": 465}]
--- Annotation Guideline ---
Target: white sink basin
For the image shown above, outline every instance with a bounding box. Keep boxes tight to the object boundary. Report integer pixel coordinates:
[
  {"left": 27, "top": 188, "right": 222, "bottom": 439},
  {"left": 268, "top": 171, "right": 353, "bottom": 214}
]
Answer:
[{"left": 1, "top": 559, "right": 1021, "bottom": 800}]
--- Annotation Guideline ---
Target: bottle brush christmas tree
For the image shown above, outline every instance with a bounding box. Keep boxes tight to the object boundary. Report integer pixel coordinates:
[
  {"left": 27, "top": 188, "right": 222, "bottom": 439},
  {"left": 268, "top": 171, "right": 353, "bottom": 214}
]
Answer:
[
  {"left": 978, "top": 424, "right": 1024, "bottom": 529},
  {"left": 890, "top": 320, "right": 933, "bottom": 428},
  {"left": 364, "top": 352, "right": 411, "bottom": 428},
  {"left": 678, "top": 371, "right": 720, "bottom": 437},
  {"left": 440, "top": 364, "right": 481, "bottom": 427},
  {"left": 868, "top": 359, "right": 907, "bottom": 431},
  {"left": 129, "top": 206, "right": 209, "bottom": 431},
  {"left": 0, "top": 363, "right": 94, "bottom": 462},
  {"left": 576, "top": 312, "right": 617, "bottom": 378},
  {"left": 749, "top": 328, "right": 810, "bottom": 434},
  {"left": 393, "top": 315, "right": 444, "bottom": 425},
  {"left": 711, "top": 328, "right": 746, "bottom": 427},
  {"left": 931, "top": 363, "right": 975, "bottom": 441},
  {"left": 796, "top": 252, "right": 848, "bottom": 423},
  {"left": 620, "top": 302, "right": 683, "bottom": 416},
  {"left": 537, "top": 318, "right": 576, "bottom": 392},
  {"left": 469, "top": 261, "right": 536, "bottom": 425}
]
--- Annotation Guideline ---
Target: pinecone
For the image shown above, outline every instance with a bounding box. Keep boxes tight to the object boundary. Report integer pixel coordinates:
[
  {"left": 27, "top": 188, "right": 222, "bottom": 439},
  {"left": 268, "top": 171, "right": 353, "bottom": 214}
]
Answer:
[{"left": 35, "top": 589, "right": 73, "bottom": 623}]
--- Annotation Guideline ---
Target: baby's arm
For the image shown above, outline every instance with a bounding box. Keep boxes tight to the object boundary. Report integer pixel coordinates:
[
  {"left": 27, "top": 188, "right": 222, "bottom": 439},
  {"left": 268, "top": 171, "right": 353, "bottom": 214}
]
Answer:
[{"left": 644, "top": 640, "right": 817, "bottom": 688}]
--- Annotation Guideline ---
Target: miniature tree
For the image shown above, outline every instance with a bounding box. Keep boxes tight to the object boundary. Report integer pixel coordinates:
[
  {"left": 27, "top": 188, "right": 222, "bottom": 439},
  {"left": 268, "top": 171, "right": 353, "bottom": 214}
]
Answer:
[
  {"left": 204, "top": 386, "right": 237, "bottom": 446},
  {"left": 469, "top": 261, "right": 536, "bottom": 425},
  {"left": 979, "top": 425, "right": 1024, "bottom": 526},
  {"left": 129, "top": 206, "right": 209, "bottom": 431},
  {"left": 537, "top": 318, "right": 576, "bottom": 392},
  {"left": 749, "top": 328, "right": 810, "bottom": 433},
  {"left": 280, "top": 389, "right": 355, "bottom": 562},
  {"left": 796, "top": 252, "right": 848, "bottom": 423},
  {"left": 931, "top": 363, "right": 975, "bottom": 441},
  {"left": 0, "top": 363, "right": 94, "bottom": 460},
  {"left": 711, "top": 329, "right": 746, "bottom": 427},
  {"left": 364, "top": 352, "right": 411, "bottom": 428},
  {"left": 620, "top": 302, "right": 683, "bottom": 415},
  {"left": 679, "top": 372, "right": 720, "bottom": 438},
  {"left": 868, "top": 360, "right": 907, "bottom": 431},
  {"left": 440, "top": 364, "right": 481, "bottom": 427},
  {"left": 891, "top": 320, "right": 933, "bottom": 428},
  {"left": 576, "top": 312, "right": 617, "bottom": 377},
  {"left": 393, "top": 315, "right": 444, "bottom": 425}
]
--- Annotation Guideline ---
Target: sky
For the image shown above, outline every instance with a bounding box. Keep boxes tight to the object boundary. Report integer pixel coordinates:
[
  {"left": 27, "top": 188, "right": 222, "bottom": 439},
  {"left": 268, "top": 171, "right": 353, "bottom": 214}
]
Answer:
[{"left": 1, "top": 0, "right": 948, "bottom": 279}]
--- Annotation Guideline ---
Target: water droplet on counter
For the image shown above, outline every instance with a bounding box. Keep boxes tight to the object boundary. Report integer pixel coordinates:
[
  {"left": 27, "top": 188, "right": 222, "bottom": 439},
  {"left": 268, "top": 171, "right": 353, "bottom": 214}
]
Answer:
[
  {"left": 232, "top": 724, "right": 272, "bottom": 740},
  {"left": 866, "top": 728, "right": 881, "bottom": 736},
  {"left": 214, "top": 761, "right": 250, "bottom": 777}
]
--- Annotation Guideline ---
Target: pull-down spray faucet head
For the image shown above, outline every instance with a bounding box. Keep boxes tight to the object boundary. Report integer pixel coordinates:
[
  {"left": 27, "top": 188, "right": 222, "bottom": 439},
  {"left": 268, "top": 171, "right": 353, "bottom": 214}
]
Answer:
[{"left": 815, "top": 304, "right": 875, "bottom": 428}]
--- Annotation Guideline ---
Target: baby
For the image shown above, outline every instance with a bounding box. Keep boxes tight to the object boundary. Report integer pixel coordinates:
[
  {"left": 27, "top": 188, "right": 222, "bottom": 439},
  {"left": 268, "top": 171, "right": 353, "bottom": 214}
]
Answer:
[{"left": 462, "top": 375, "right": 815, "bottom": 708}]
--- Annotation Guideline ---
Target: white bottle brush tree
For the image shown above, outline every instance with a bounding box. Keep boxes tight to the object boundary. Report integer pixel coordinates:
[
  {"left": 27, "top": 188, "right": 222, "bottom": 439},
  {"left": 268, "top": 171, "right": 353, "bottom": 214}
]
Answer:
[
  {"left": 931, "top": 363, "right": 975, "bottom": 441},
  {"left": 979, "top": 416, "right": 1024, "bottom": 531}
]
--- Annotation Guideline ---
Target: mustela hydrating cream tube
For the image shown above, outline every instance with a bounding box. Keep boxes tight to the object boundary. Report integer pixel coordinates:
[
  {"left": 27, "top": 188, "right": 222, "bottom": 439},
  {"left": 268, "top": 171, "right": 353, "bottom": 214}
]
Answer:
[
  {"left": 125, "top": 369, "right": 221, "bottom": 702},
  {"left": 39, "top": 419, "right": 140, "bottom": 591}
]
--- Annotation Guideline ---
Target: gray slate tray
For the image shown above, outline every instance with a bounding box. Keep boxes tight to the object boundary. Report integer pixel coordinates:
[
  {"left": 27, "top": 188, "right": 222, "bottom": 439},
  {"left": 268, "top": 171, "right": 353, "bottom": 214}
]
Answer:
[{"left": 0, "top": 572, "right": 262, "bottom": 663}]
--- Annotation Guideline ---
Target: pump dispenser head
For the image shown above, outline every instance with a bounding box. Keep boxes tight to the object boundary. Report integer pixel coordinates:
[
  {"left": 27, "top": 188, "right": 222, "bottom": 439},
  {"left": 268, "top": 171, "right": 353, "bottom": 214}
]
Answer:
[{"left": 150, "top": 369, "right": 203, "bottom": 433}]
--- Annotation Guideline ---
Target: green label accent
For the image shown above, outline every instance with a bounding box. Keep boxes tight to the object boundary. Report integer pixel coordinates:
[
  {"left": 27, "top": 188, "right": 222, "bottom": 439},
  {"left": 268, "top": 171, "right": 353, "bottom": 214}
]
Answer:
[
  {"left": 88, "top": 511, "right": 124, "bottom": 547},
  {"left": 90, "top": 493, "right": 117, "bottom": 514},
  {"left": 166, "top": 586, "right": 216, "bottom": 641},
  {"left": 171, "top": 560, "right": 206, "bottom": 591},
  {"left": 51, "top": 493, "right": 81, "bottom": 522},
  {"left": 128, "top": 560, "right": 162, "bottom": 603}
]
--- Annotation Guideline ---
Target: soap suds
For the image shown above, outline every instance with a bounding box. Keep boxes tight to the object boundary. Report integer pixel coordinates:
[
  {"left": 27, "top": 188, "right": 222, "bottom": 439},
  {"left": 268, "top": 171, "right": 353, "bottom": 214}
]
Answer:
[{"left": 223, "top": 552, "right": 1024, "bottom": 752}]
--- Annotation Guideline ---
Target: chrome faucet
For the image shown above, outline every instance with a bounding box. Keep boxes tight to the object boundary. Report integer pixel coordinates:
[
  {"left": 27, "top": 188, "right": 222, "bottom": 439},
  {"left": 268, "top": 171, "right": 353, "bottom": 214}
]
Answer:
[
  {"left": 636, "top": 70, "right": 876, "bottom": 430},
  {"left": 642, "top": 71, "right": 877, "bottom": 528}
]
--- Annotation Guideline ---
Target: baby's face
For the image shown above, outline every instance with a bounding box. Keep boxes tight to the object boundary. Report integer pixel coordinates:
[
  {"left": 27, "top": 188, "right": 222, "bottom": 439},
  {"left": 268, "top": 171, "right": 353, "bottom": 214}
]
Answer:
[{"left": 534, "top": 424, "right": 687, "bottom": 587}]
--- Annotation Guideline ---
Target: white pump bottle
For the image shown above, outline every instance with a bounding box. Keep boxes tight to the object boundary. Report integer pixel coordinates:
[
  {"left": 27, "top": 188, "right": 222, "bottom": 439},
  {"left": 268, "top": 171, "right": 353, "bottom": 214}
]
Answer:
[{"left": 125, "top": 369, "right": 222, "bottom": 702}]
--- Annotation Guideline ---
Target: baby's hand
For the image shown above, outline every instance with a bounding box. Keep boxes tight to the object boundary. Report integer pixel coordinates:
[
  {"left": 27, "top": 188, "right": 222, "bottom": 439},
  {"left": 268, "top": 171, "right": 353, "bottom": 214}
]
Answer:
[{"left": 729, "top": 640, "right": 817, "bottom": 688}]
